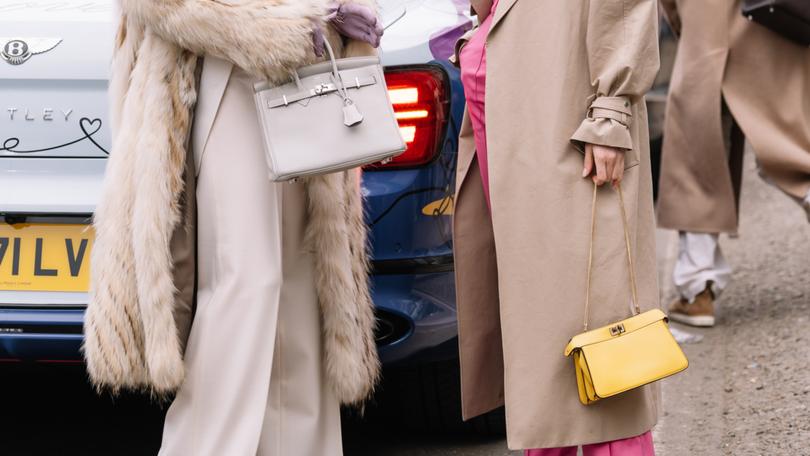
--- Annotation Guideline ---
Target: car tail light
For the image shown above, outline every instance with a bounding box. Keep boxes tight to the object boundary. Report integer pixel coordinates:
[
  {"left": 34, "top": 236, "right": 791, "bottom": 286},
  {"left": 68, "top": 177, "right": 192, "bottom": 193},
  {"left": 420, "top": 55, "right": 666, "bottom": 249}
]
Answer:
[{"left": 367, "top": 67, "right": 449, "bottom": 169}]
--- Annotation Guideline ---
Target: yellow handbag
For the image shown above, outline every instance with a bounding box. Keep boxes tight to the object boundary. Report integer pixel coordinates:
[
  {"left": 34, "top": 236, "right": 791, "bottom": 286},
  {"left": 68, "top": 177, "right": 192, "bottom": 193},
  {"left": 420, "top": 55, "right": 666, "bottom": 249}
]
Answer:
[{"left": 564, "top": 183, "right": 689, "bottom": 405}]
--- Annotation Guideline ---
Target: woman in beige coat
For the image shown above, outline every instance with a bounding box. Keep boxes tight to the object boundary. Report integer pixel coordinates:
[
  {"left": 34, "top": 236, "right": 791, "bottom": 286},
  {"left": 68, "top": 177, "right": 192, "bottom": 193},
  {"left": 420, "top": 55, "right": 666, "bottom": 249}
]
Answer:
[
  {"left": 84, "top": 1, "right": 382, "bottom": 455},
  {"left": 657, "top": 0, "right": 810, "bottom": 328},
  {"left": 453, "top": 0, "right": 661, "bottom": 453}
]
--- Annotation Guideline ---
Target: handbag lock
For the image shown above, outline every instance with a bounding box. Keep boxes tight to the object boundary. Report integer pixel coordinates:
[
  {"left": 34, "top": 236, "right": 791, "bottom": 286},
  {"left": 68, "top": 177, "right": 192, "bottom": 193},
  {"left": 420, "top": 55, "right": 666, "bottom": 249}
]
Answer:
[
  {"left": 313, "top": 83, "right": 337, "bottom": 96},
  {"left": 609, "top": 323, "right": 626, "bottom": 337}
]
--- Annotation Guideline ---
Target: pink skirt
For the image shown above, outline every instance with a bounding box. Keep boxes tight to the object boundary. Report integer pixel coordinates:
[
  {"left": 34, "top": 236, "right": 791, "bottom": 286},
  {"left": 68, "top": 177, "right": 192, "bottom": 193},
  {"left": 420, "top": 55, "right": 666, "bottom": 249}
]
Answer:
[{"left": 525, "top": 431, "right": 655, "bottom": 456}]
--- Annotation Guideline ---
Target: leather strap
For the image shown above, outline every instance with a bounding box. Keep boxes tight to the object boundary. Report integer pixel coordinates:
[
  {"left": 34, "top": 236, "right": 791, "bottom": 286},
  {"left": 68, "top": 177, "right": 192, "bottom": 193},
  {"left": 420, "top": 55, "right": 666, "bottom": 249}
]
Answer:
[
  {"left": 583, "top": 182, "right": 640, "bottom": 331},
  {"left": 266, "top": 76, "right": 378, "bottom": 109}
]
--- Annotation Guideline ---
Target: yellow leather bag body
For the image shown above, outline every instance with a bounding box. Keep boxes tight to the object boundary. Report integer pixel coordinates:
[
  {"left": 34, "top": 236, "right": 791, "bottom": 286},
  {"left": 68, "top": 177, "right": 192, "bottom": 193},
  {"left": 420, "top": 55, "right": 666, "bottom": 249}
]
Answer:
[
  {"left": 564, "top": 308, "right": 688, "bottom": 405},
  {"left": 564, "top": 184, "right": 688, "bottom": 406}
]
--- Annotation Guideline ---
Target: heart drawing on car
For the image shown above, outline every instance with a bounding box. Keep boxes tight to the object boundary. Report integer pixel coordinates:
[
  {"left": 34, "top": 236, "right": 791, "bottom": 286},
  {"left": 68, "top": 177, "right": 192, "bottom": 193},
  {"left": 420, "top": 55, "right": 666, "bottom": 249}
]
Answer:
[
  {"left": 80, "top": 117, "right": 102, "bottom": 136},
  {"left": 0, "top": 117, "right": 109, "bottom": 155}
]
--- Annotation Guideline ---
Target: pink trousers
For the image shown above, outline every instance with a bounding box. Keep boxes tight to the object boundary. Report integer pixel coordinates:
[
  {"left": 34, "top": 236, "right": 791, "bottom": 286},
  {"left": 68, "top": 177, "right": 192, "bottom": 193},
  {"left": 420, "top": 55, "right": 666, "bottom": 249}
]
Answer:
[{"left": 525, "top": 431, "right": 655, "bottom": 456}]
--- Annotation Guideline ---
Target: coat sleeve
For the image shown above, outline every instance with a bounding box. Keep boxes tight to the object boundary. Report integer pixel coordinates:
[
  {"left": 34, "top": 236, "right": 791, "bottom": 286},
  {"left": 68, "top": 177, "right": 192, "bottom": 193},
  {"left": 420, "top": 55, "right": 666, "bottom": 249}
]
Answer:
[
  {"left": 570, "top": 0, "right": 660, "bottom": 152},
  {"left": 118, "top": 0, "right": 327, "bottom": 77}
]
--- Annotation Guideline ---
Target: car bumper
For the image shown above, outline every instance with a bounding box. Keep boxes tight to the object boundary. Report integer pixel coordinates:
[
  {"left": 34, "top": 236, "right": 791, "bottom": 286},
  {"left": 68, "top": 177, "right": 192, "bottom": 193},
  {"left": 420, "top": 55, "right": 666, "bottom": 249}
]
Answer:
[
  {"left": 0, "top": 259, "right": 459, "bottom": 365},
  {"left": 371, "top": 257, "right": 458, "bottom": 365},
  {"left": 0, "top": 308, "right": 83, "bottom": 361}
]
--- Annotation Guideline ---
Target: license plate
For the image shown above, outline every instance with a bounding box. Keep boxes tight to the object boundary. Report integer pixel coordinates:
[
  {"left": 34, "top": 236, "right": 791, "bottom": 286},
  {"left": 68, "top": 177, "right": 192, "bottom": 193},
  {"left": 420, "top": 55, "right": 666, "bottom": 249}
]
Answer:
[{"left": 0, "top": 223, "right": 94, "bottom": 293}]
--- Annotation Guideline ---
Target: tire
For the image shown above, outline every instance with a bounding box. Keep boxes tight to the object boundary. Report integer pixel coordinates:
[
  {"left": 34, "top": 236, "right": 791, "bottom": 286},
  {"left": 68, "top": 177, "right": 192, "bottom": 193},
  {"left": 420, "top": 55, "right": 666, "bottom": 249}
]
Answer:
[{"left": 347, "top": 358, "right": 506, "bottom": 437}]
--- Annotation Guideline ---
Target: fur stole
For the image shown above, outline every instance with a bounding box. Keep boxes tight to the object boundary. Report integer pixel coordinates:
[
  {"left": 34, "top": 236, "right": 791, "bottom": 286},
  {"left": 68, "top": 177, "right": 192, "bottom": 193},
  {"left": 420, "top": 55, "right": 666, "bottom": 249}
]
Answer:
[{"left": 84, "top": 0, "right": 380, "bottom": 406}]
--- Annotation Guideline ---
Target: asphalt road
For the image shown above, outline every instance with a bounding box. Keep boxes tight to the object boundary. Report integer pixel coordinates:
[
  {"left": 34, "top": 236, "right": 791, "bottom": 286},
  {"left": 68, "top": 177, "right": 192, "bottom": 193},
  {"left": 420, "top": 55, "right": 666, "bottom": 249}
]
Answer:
[{"left": 1, "top": 151, "right": 807, "bottom": 455}]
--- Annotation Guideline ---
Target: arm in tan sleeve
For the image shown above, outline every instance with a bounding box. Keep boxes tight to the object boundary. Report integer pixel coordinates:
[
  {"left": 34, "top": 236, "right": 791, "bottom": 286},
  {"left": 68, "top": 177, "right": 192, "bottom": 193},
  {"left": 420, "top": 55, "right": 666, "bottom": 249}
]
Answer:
[{"left": 570, "top": 0, "right": 661, "bottom": 152}]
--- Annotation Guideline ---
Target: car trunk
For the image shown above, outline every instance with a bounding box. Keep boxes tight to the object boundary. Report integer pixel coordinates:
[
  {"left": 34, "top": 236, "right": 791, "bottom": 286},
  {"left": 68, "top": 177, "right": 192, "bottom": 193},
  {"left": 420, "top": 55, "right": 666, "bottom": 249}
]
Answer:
[
  {"left": 1, "top": 2, "right": 114, "bottom": 216},
  {"left": 0, "top": 2, "right": 114, "bottom": 159}
]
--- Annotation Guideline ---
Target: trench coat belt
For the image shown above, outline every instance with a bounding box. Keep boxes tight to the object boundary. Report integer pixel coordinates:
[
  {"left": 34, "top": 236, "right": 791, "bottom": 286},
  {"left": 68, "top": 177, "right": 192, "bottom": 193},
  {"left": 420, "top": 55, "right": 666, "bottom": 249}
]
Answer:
[
  {"left": 587, "top": 96, "right": 634, "bottom": 127},
  {"left": 588, "top": 107, "right": 632, "bottom": 127}
]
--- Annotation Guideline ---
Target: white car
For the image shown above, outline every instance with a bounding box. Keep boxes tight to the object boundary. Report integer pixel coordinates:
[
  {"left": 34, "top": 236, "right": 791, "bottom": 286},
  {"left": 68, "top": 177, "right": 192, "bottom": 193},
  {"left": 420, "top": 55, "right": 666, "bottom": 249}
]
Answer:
[{"left": 1, "top": 3, "right": 114, "bottom": 362}]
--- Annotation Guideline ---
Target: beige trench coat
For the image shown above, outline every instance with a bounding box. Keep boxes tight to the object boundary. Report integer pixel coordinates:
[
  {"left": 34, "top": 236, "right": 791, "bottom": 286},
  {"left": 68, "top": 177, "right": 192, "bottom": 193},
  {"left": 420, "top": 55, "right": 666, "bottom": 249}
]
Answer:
[
  {"left": 657, "top": 0, "right": 810, "bottom": 233},
  {"left": 453, "top": 0, "right": 662, "bottom": 449}
]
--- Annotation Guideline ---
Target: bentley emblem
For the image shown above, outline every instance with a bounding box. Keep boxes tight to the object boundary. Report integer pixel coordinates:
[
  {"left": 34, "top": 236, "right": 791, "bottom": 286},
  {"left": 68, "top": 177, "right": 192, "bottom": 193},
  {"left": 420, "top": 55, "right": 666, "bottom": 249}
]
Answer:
[{"left": 1, "top": 38, "right": 62, "bottom": 66}]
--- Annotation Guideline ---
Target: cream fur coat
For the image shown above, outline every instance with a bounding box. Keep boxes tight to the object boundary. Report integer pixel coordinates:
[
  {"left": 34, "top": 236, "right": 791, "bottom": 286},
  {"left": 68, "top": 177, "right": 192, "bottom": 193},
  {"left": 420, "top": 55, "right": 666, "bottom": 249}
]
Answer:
[{"left": 84, "top": 0, "right": 380, "bottom": 406}]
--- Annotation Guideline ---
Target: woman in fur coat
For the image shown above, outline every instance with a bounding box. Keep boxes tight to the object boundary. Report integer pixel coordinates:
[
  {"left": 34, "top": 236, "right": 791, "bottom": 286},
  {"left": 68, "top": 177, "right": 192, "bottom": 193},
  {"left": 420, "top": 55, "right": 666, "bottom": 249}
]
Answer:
[{"left": 84, "top": 1, "right": 383, "bottom": 455}]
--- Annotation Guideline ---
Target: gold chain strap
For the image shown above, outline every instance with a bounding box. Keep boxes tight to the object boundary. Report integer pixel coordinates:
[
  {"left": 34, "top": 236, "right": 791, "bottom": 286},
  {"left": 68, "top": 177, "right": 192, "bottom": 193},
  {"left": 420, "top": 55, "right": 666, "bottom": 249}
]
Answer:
[{"left": 583, "top": 182, "right": 641, "bottom": 331}]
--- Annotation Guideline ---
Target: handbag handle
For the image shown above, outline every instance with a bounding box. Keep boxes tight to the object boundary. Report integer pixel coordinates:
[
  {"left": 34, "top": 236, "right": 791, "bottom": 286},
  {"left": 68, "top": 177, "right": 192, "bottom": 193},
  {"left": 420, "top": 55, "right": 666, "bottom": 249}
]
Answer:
[
  {"left": 583, "top": 181, "right": 640, "bottom": 331},
  {"left": 300, "top": 38, "right": 364, "bottom": 126},
  {"left": 306, "top": 38, "right": 352, "bottom": 105}
]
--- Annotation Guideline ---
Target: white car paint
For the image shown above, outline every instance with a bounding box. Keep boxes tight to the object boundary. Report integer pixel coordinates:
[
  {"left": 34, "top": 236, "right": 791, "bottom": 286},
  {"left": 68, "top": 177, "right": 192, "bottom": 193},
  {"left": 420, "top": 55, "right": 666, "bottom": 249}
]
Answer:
[{"left": 379, "top": 0, "right": 471, "bottom": 66}]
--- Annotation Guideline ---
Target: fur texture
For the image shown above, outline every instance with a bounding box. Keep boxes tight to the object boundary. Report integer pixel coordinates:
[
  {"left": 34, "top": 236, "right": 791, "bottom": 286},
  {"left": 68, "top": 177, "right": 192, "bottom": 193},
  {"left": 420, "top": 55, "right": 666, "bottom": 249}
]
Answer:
[{"left": 85, "top": 0, "right": 380, "bottom": 405}]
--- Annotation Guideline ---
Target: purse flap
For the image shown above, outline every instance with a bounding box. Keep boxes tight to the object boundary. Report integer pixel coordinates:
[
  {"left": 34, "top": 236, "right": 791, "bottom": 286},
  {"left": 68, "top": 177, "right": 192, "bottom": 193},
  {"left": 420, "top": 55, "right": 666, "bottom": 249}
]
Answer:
[
  {"left": 253, "top": 56, "right": 382, "bottom": 93},
  {"left": 298, "top": 56, "right": 381, "bottom": 78},
  {"left": 564, "top": 309, "right": 667, "bottom": 356}
]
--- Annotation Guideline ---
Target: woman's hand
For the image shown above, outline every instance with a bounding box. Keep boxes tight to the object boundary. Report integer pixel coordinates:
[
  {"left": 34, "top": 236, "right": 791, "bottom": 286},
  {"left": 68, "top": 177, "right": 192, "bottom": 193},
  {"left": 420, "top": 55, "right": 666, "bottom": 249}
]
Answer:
[
  {"left": 582, "top": 143, "right": 625, "bottom": 188},
  {"left": 314, "top": 2, "right": 384, "bottom": 56},
  {"left": 329, "top": 3, "right": 384, "bottom": 46}
]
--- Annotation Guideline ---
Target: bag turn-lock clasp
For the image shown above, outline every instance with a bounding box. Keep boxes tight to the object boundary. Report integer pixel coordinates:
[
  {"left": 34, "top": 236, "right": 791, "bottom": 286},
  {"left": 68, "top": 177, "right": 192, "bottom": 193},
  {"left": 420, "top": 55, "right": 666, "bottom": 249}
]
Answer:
[
  {"left": 313, "top": 83, "right": 337, "bottom": 96},
  {"left": 609, "top": 323, "right": 626, "bottom": 337}
]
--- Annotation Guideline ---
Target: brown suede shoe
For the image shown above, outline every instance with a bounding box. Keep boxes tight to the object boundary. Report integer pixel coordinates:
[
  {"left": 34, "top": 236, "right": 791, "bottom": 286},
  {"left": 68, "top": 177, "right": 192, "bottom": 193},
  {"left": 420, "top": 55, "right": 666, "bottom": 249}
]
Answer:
[{"left": 668, "top": 286, "right": 716, "bottom": 327}]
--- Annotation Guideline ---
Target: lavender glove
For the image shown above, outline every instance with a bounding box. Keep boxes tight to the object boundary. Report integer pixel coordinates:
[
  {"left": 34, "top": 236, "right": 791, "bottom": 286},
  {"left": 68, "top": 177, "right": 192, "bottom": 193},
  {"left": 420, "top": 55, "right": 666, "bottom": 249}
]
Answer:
[{"left": 313, "top": 2, "right": 384, "bottom": 56}]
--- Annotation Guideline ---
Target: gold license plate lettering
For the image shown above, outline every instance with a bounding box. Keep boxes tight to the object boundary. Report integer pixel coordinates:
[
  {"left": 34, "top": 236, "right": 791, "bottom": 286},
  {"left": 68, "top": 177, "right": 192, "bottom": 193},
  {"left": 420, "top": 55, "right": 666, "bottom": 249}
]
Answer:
[{"left": 0, "top": 223, "right": 94, "bottom": 292}]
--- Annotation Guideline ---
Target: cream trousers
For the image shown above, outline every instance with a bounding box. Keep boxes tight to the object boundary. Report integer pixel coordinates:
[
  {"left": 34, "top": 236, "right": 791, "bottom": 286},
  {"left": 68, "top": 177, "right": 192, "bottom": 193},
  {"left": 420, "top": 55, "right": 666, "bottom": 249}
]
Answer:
[
  {"left": 673, "top": 232, "right": 731, "bottom": 302},
  {"left": 159, "top": 66, "right": 342, "bottom": 456}
]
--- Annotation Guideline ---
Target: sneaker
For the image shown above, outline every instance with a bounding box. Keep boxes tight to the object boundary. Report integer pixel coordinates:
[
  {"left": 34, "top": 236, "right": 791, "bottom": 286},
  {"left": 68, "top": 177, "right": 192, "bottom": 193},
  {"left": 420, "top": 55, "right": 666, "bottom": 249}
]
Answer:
[{"left": 668, "top": 286, "right": 715, "bottom": 327}]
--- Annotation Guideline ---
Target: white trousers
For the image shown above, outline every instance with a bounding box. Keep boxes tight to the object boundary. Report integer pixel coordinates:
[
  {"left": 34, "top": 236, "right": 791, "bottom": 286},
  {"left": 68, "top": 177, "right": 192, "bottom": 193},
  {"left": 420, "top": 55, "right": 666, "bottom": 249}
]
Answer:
[
  {"left": 159, "top": 67, "right": 342, "bottom": 456},
  {"left": 673, "top": 232, "right": 732, "bottom": 302},
  {"left": 674, "top": 190, "right": 809, "bottom": 302}
]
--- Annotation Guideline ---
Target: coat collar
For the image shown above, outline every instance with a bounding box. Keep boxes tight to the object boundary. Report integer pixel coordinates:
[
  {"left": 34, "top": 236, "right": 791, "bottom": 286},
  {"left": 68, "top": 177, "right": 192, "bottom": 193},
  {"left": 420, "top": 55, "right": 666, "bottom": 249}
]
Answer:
[
  {"left": 490, "top": 0, "right": 518, "bottom": 34},
  {"left": 470, "top": 0, "right": 519, "bottom": 36}
]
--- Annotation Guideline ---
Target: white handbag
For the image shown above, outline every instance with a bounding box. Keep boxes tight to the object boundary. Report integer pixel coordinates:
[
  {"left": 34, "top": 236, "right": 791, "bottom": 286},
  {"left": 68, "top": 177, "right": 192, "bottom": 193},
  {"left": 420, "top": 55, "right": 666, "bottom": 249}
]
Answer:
[{"left": 253, "top": 40, "right": 406, "bottom": 182}]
